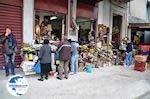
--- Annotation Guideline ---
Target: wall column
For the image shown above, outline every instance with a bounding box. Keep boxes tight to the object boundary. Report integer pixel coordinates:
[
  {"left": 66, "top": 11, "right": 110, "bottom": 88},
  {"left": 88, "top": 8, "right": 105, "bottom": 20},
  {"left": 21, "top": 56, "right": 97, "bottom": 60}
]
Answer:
[
  {"left": 67, "top": 0, "right": 78, "bottom": 41},
  {"left": 23, "top": 0, "right": 34, "bottom": 44}
]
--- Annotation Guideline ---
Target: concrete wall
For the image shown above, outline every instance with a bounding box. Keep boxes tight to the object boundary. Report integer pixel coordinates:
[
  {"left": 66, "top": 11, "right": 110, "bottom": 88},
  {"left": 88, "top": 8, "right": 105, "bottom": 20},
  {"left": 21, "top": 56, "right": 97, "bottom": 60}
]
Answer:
[
  {"left": 130, "top": 0, "right": 148, "bottom": 22},
  {"left": 23, "top": 0, "right": 34, "bottom": 44},
  {"left": 147, "top": 5, "right": 150, "bottom": 21},
  {"left": 97, "top": 0, "right": 128, "bottom": 43},
  {"left": 111, "top": 1, "right": 128, "bottom": 40},
  {"left": 97, "top": 0, "right": 110, "bottom": 27}
]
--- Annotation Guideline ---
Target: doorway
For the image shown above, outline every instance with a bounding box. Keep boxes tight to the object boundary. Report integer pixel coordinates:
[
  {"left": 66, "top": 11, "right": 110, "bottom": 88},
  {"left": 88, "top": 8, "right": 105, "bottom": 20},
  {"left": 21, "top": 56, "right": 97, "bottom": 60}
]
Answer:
[
  {"left": 112, "top": 14, "right": 122, "bottom": 48},
  {"left": 35, "top": 10, "right": 65, "bottom": 43}
]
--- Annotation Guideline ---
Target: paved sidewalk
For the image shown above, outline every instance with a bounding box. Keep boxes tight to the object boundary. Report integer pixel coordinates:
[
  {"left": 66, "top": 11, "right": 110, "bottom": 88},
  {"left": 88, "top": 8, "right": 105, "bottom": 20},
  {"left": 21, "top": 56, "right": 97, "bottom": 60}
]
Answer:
[{"left": 0, "top": 66, "right": 150, "bottom": 99}]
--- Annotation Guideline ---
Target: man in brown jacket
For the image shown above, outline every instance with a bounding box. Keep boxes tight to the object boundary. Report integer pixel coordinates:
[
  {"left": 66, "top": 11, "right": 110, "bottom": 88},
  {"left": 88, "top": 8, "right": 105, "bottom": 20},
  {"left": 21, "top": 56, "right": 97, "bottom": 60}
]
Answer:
[{"left": 57, "top": 37, "right": 71, "bottom": 80}]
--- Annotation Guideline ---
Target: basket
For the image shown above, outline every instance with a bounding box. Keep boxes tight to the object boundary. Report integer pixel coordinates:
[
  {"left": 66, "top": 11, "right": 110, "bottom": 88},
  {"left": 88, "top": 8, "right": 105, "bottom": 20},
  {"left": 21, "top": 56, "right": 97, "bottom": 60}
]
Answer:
[{"left": 134, "top": 55, "right": 148, "bottom": 62}]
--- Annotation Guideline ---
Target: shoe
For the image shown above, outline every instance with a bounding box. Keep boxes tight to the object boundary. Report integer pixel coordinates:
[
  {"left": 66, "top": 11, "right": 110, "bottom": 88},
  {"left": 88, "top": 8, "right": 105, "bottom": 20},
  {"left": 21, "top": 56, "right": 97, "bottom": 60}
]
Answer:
[
  {"left": 6, "top": 73, "right": 9, "bottom": 77},
  {"left": 57, "top": 77, "right": 62, "bottom": 80},
  {"left": 65, "top": 77, "right": 68, "bottom": 79},
  {"left": 45, "top": 77, "right": 48, "bottom": 80},
  {"left": 70, "top": 72, "right": 74, "bottom": 75},
  {"left": 38, "top": 78, "right": 44, "bottom": 81},
  {"left": 12, "top": 73, "right": 16, "bottom": 75}
]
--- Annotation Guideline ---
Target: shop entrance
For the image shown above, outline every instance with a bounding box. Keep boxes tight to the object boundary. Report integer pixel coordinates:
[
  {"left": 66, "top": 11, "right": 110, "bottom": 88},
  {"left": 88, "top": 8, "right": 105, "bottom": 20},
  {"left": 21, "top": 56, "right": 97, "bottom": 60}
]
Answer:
[
  {"left": 35, "top": 10, "right": 65, "bottom": 43},
  {"left": 112, "top": 14, "right": 122, "bottom": 48},
  {"left": 77, "top": 17, "right": 95, "bottom": 45}
]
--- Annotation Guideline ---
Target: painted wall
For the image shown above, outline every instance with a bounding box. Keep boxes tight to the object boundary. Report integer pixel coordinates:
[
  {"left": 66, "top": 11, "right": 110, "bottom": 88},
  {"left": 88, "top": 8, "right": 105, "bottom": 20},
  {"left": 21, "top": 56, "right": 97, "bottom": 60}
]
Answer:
[
  {"left": 130, "top": 0, "right": 148, "bottom": 22},
  {"left": 23, "top": 0, "right": 34, "bottom": 44}
]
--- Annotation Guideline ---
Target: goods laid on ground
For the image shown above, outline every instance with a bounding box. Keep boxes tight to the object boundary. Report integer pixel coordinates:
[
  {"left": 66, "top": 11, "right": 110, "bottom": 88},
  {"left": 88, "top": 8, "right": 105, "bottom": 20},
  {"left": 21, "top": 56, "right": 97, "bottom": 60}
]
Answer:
[
  {"left": 20, "top": 43, "right": 39, "bottom": 75},
  {"left": 97, "top": 48, "right": 124, "bottom": 67},
  {"left": 78, "top": 44, "right": 97, "bottom": 72},
  {"left": 20, "top": 61, "right": 36, "bottom": 75}
]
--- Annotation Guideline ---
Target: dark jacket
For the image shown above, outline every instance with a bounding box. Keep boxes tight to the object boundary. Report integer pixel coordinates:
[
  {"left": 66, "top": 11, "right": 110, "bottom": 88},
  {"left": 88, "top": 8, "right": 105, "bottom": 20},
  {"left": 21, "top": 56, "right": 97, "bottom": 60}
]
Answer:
[
  {"left": 38, "top": 44, "right": 51, "bottom": 64},
  {"left": 126, "top": 43, "right": 133, "bottom": 53},
  {"left": 0, "top": 33, "right": 16, "bottom": 55},
  {"left": 57, "top": 40, "right": 71, "bottom": 61}
]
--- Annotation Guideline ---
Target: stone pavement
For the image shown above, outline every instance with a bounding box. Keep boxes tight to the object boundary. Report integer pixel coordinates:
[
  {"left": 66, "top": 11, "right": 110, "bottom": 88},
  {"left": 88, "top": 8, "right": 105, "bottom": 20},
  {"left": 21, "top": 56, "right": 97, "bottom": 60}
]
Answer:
[{"left": 0, "top": 66, "right": 150, "bottom": 99}]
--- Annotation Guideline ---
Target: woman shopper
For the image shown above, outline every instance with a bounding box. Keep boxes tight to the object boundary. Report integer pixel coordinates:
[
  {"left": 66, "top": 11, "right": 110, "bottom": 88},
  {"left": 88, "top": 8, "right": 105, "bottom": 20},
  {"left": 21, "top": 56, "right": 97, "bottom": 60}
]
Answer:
[{"left": 38, "top": 39, "right": 52, "bottom": 81}]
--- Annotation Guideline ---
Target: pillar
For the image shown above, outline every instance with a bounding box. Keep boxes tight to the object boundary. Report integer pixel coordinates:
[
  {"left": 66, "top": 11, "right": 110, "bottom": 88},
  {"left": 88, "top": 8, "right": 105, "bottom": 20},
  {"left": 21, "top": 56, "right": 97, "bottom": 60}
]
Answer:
[
  {"left": 67, "top": 0, "right": 78, "bottom": 41},
  {"left": 23, "top": 0, "right": 34, "bottom": 44}
]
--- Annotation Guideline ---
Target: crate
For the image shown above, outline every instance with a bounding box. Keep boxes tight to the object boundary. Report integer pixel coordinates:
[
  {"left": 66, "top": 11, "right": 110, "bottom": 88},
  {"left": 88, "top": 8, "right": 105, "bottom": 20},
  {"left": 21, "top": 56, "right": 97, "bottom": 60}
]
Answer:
[
  {"left": 139, "top": 50, "right": 149, "bottom": 55},
  {"left": 134, "top": 55, "right": 148, "bottom": 62},
  {"left": 138, "top": 45, "right": 150, "bottom": 51},
  {"left": 134, "top": 61, "right": 146, "bottom": 72}
]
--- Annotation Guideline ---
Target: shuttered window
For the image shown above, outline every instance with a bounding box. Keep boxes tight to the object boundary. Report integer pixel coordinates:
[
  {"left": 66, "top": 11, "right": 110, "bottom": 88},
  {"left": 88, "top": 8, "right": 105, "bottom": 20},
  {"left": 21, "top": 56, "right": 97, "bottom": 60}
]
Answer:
[{"left": 0, "top": 4, "right": 22, "bottom": 67}]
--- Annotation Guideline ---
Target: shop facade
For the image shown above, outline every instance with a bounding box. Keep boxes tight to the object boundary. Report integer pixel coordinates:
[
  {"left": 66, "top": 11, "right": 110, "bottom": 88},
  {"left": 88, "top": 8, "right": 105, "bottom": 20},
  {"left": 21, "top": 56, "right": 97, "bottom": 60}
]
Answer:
[
  {"left": 97, "top": 0, "right": 129, "bottom": 48},
  {"left": 24, "top": 0, "right": 130, "bottom": 47},
  {"left": 0, "top": 0, "right": 130, "bottom": 67}
]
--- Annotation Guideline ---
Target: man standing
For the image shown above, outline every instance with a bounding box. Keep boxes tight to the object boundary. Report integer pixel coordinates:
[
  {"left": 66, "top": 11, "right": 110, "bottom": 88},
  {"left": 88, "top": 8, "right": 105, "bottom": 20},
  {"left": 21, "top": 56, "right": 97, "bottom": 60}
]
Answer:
[
  {"left": 57, "top": 37, "right": 71, "bottom": 80},
  {"left": 0, "top": 27, "right": 17, "bottom": 76},
  {"left": 70, "top": 40, "right": 79, "bottom": 74},
  {"left": 124, "top": 40, "right": 133, "bottom": 67}
]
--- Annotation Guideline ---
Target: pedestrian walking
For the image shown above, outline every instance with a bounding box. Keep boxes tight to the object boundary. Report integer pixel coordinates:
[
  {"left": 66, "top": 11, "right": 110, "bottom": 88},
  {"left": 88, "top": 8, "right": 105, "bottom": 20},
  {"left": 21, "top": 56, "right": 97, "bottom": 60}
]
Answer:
[
  {"left": 57, "top": 37, "right": 71, "bottom": 80},
  {"left": 124, "top": 40, "right": 133, "bottom": 67},
  {"left": 38, "top": 39, "right": 52, "bottom": 81},
  {"left": 0, "top": 27, "right": 17, "bottom": 77}
]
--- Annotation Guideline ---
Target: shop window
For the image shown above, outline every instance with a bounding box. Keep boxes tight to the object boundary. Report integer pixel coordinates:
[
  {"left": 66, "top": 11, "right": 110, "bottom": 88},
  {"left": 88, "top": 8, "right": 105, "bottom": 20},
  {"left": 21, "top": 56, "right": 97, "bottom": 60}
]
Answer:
[
  {"left": 77, "top": 17, "right": 95, "bottom": 45},
  {"left": 34, "top": 10, "right": 65, "bottom": 44}
]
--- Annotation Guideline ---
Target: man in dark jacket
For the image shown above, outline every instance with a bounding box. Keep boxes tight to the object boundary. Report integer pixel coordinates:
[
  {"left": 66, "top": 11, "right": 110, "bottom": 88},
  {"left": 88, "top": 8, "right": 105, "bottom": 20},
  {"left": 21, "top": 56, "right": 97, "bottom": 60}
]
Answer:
[
  {"left": 57, "top": 37, "right": 71, "bottom": 80},
  {"left": 0, "top": 27, "right": 17, "bottom": 76}
]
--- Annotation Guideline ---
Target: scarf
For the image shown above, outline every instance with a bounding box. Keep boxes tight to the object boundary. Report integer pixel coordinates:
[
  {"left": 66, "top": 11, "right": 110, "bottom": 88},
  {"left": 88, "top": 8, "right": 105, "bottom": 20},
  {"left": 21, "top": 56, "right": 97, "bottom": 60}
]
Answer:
[{"left": 8, "top": 33, "right": 15, "bottom": 48}]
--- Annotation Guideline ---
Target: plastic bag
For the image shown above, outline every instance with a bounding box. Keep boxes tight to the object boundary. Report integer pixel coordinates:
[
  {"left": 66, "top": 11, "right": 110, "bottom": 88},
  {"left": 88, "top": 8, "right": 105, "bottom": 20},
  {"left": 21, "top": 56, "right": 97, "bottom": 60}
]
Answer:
[
  {"left": 33, "top": 62, "right": 41, "bottom": 73},
  {"left": 85, "top": 65, "right": 93, "bottom": 73}
]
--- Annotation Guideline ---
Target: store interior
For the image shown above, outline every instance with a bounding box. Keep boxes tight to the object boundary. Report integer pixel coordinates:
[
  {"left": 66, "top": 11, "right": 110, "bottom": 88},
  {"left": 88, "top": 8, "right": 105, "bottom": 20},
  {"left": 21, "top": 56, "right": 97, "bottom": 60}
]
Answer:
[
  {"left": 35, "top": 10, "right": 64, "bottom": 43},
  {"left": 77, "top": 17, "right": 95, "bottom": 45},
  {"left": 131, "top": 29, "right": 150, "bottom": 46}
]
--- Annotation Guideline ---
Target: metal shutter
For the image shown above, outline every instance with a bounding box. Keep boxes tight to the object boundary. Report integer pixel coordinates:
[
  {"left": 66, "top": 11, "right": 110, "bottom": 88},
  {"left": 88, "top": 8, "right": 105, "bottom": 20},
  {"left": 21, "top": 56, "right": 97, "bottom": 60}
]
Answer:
[{"left": 0, "top": 4, "right": 22, "bottom": 68}]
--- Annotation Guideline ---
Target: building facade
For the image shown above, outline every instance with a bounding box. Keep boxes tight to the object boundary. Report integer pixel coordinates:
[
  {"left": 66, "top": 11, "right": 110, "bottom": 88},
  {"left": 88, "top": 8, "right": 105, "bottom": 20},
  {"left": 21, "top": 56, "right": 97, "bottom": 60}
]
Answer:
[
  {"left": 0, "top": 0, "right": 130, "bottom": 67},
  {"left": 128, "top": 0, "right": 150, "bottom": 44}
]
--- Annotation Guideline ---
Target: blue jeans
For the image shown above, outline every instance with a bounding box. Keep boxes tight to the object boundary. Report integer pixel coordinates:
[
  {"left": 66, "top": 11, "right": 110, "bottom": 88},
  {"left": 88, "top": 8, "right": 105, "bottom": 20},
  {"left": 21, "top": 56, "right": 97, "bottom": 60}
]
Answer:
[
  {"left": 70, "top": 55, "right": 79, "bottom": 73},
  {"left": 3, "top": 53, "right": 15, "bottom": 74},
  {"left": 124, "top": 52, "right": 132, "bottom": 66}
]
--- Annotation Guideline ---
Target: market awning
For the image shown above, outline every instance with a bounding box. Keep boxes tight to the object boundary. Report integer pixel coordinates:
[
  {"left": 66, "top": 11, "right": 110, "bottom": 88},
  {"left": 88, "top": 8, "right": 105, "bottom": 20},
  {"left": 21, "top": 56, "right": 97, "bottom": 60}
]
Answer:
[{"left": 129, "top": 23, "right": 150, "bottom": 28}]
